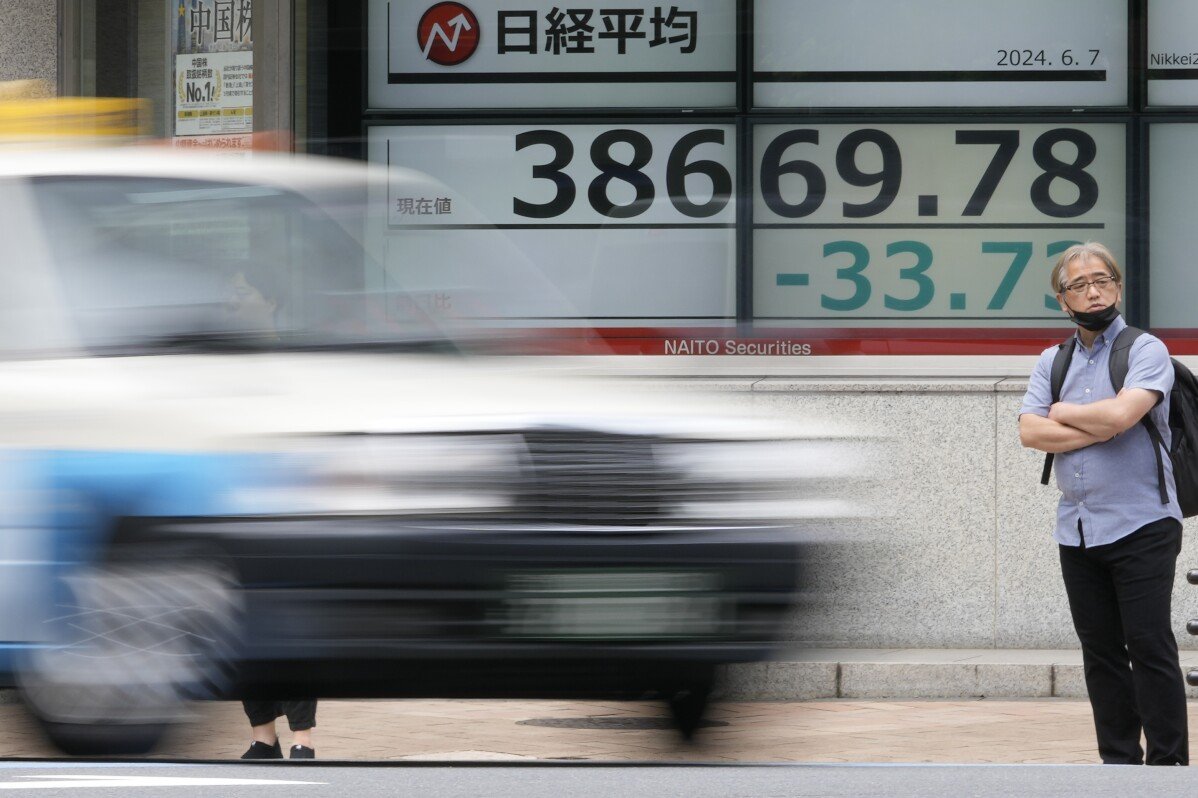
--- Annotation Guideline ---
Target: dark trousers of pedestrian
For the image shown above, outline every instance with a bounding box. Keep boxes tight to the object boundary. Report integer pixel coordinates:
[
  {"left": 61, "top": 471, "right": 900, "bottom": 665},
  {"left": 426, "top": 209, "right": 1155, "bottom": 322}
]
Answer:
[
  {"left": 242, "top": 699, "right": 317, "bottom": 732},
  {"left": 1059, "top": 516, "right": 1187, "bottom": 766}
]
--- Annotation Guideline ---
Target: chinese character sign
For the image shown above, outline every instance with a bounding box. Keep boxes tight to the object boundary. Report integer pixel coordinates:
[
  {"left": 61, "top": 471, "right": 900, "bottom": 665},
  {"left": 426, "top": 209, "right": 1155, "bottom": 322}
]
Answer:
[
  {"left": 368, "top": 0, "right": 734, "bottom": 109},
  {"left": 501, "top": 7, "right": 697, "bottom": 56},
  {"left": 177, "top": 0, "right": 252, "bottom": 52},
  {"left": 173, "top": 0, "right": 254, "bottom": 137}
]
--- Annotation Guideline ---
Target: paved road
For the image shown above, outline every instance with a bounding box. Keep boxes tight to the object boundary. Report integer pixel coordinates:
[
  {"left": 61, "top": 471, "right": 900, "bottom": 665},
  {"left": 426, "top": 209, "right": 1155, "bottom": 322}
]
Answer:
[{"left": 0, "top": 762, "right": 1196, "bottom": 798}]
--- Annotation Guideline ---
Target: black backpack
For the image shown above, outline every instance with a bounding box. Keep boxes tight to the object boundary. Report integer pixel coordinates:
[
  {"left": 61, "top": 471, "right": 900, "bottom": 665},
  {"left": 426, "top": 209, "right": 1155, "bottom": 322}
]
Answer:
[{"left": 1040, "top": 326, "right": 1198, "bottom": 517}]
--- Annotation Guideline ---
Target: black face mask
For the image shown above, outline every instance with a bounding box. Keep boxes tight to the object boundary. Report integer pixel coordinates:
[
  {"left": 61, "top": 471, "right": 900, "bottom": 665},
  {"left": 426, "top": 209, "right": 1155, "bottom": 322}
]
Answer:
[{"left": 1067, "top": 303, "right": 1120, "bottom": 332}]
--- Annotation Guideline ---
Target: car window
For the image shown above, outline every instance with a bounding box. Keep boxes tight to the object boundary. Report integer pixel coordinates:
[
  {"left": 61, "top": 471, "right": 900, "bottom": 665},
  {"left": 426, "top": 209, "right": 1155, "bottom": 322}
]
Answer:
[{"left": 29, "top": 176, "right": 442, "bottom": 354}]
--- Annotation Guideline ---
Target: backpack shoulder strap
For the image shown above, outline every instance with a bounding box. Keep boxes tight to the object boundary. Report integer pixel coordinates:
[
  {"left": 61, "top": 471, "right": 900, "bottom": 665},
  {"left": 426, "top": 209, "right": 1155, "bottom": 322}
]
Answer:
[
  {"left": 1049, "top": 336, "right": 1076, "bottom": 403},
  {"left": 1041, "top": 337, "right": 1077, "bottom": 486},
  {"left": 1108, "top": 325, "right": 1146, "bottom": 393}
]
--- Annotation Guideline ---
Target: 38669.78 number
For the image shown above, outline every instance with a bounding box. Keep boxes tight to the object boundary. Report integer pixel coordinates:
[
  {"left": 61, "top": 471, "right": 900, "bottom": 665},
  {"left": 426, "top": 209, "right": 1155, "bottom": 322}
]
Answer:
[{"left": 513, "top": 126, "right": 1104, "bottom": 223}]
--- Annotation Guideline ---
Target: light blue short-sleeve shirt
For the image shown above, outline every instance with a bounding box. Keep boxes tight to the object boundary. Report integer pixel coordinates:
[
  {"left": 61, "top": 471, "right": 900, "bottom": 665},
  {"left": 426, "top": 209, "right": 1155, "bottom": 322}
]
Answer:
[{"left": 1019, "top": 315, "right": 1181, "bottom": 547}]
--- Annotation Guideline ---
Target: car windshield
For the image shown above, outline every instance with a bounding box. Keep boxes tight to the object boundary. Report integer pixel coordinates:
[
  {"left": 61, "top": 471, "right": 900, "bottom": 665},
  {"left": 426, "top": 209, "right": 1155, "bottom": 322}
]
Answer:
[{"left": 28, "top": 175, "right": 448, "bottom": 355}]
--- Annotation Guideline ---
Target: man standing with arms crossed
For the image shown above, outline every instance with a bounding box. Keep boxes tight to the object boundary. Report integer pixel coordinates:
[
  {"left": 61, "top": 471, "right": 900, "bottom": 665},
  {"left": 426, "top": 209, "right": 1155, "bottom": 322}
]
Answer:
[{"left": 1019, "top": 242, "right": 1188, "bottom": 766}]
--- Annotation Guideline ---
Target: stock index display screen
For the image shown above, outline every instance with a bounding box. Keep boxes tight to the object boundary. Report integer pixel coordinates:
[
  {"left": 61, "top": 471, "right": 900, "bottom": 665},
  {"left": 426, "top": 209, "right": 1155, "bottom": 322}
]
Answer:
[{"left": 361, "top": 1, "right": 1193, "bottom": 353}]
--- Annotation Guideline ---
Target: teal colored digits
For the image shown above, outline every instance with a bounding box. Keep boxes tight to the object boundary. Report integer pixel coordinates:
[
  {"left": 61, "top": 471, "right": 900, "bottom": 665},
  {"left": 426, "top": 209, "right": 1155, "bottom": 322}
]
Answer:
[
  {"left": 883, "top": 241, "right": 934, "bottom": 311},
  {"left": 821, "top": 240, "right": 871, "bottom": 311},
  {"left": 982, "top": 241, "right": 1033, "bottom": 310}
]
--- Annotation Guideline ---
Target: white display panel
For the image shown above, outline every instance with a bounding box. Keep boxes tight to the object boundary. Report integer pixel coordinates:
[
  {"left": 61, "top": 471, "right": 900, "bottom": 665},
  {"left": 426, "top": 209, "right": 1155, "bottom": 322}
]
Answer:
[
  {"left": 1148, "top": 125, "right": 1198, "bottom": 329},
  {"left": 1147, "top": 0, "right": 1198, "bottom": 106},
  {"left": 368, "top": 0, "right": 736, "bottom": 109},
  {"left": 368, "top": 124, "right": 736, "bottom": 324},
  {"left": 752, "top": 123, "right": 1126, "bottom": 326},
  {"left": 754, "top": 0, "right": 1127, "bottom": 108}
]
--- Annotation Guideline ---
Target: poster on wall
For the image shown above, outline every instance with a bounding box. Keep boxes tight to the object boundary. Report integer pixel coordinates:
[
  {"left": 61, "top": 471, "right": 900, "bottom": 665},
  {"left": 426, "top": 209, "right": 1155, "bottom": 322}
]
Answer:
[
  {"left": 173, "top": 0, "right": 253, "bottom": 139},
  {"left": 366, "top": 123, "right": 736, "bottom": 328},
  {"left": 1147, "top": 0, "right": 1198, "bottom": 106},
  {"left": 752, "top": 122, "right": 1127, "bottom": 328},
  {"left": 754, "top": 0, "right": 1127, "bottom": 108},
  {"left": 367, "top": 0, "right": 736, "bottom": 109}
]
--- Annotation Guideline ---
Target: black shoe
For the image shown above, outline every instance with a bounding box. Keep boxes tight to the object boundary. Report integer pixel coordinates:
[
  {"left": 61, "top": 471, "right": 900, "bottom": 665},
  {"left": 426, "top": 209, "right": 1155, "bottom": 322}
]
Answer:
[
  {"left": 241, "top": 741, "right": 283, "bottom": 760},
  {"left": 290, "top": 745, "right": 315, "bottom": 760}
]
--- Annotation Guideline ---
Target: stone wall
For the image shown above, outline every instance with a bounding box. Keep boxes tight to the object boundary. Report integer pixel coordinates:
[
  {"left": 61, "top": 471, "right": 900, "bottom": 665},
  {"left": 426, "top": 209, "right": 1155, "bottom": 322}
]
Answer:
[
  {"left": 672, "top": 373, "right": 1198, "bottom": 650},
  {"left": 0, "top": 1, "right": 55, "bottom": 93}
]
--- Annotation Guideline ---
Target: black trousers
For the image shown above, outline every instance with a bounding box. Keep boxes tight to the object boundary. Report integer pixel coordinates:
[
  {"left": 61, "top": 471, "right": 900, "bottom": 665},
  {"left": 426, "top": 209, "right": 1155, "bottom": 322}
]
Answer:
[
  {"left": 1059, "top": 516, "right": 1187, "bottom": 765},
  {"left": 242, "top": 700, "right": 317, "bottom": 732}
]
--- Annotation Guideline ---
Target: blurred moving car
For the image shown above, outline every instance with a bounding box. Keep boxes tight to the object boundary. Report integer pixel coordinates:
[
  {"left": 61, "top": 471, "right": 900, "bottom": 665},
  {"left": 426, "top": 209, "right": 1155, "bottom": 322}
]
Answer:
[{"left": 0, "top": 148, "right": 854, "bottom": 754}]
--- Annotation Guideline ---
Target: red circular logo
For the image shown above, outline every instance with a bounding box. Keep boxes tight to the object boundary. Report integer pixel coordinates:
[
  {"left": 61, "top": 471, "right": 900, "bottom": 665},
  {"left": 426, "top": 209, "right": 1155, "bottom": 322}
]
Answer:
[{"left": 417, "top": 3, "right": 480, "bottom": 66}]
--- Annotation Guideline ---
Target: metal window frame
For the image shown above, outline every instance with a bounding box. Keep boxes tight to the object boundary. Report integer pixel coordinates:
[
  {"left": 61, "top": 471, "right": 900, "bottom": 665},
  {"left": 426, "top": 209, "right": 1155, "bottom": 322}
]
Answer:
[{"left": 254, "top": 0, "right": 296, "bottom": 138}]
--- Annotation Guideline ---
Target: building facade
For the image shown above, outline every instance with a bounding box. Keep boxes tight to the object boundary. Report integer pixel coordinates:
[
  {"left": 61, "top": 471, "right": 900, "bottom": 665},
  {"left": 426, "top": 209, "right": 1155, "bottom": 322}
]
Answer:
[{"left": 4, "top": 1, "right": 1196, "bottom": 657}]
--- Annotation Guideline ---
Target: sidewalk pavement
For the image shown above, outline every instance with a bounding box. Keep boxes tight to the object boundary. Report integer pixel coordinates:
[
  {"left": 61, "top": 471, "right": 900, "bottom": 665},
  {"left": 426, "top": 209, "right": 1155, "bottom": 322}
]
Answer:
[
  {"left": 2, "top": 697, "right": 1198, "bottom": 764},
  {"left": 2, "top": 648, "right": 1197, "bottom": 764}
]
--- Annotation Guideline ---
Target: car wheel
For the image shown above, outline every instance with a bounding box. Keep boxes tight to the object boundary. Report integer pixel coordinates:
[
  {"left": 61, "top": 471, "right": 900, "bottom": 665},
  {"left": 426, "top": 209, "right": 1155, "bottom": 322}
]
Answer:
[
  {"left": 665, "top": 665, "right": 716, "bottom": 740},
  {"left": 18, "top": 554, "right": 241, "bottom": 755}
]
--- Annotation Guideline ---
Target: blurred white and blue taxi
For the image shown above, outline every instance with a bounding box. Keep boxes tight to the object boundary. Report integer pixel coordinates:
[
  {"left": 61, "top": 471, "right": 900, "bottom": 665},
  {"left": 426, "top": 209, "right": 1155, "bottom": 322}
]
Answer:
[{"left": 0, "top": 148, "right": 856, "bottom": 754}]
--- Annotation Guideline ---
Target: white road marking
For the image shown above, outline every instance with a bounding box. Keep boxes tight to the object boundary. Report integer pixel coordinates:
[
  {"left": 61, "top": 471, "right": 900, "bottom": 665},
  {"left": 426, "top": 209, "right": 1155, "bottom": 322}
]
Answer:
[{"left": 0, "top": 775, "right": 323, "bottom": 789}]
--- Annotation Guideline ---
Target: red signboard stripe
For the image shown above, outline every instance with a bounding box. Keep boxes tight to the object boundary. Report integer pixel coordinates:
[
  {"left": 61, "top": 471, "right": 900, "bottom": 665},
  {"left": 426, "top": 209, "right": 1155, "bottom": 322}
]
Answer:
[{"left": 477, "top": 327, "right": 1198, "bottom": 356}]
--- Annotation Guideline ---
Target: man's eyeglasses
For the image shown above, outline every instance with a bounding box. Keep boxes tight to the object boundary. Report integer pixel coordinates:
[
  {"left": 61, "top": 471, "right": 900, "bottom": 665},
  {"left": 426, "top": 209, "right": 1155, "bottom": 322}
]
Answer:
[{"left": 1061, "top": 276, "right": 1119, "bottom": 296}]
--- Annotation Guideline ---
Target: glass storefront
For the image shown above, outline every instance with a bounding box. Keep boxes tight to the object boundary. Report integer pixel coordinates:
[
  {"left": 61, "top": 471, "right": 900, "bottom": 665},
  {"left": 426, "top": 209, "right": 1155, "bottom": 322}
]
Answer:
[{"left": 58, "top": 1, "right": 1198, "bottom": 355}]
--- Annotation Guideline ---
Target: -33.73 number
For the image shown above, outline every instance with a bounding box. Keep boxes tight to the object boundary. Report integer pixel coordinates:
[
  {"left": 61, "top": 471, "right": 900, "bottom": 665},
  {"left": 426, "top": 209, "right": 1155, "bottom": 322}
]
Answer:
[{"left": 806, "top": 239, "right": 1080, "bottom": 312}]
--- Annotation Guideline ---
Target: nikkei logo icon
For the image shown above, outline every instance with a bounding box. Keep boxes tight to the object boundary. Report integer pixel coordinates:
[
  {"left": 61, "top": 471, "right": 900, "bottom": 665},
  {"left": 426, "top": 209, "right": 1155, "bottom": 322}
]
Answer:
[{"left": 418, "top": 2, "right": 480, "bottom": 66}]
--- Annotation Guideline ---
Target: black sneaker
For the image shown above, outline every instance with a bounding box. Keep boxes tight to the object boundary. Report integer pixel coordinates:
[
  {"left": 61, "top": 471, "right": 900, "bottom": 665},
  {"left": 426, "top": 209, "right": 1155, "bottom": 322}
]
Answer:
[
  {"left": 241, "top": 741, "right": 283, "bottom": 760},
  {"left": 290, "top": 745, "right": 315, "bottom": 760}
]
